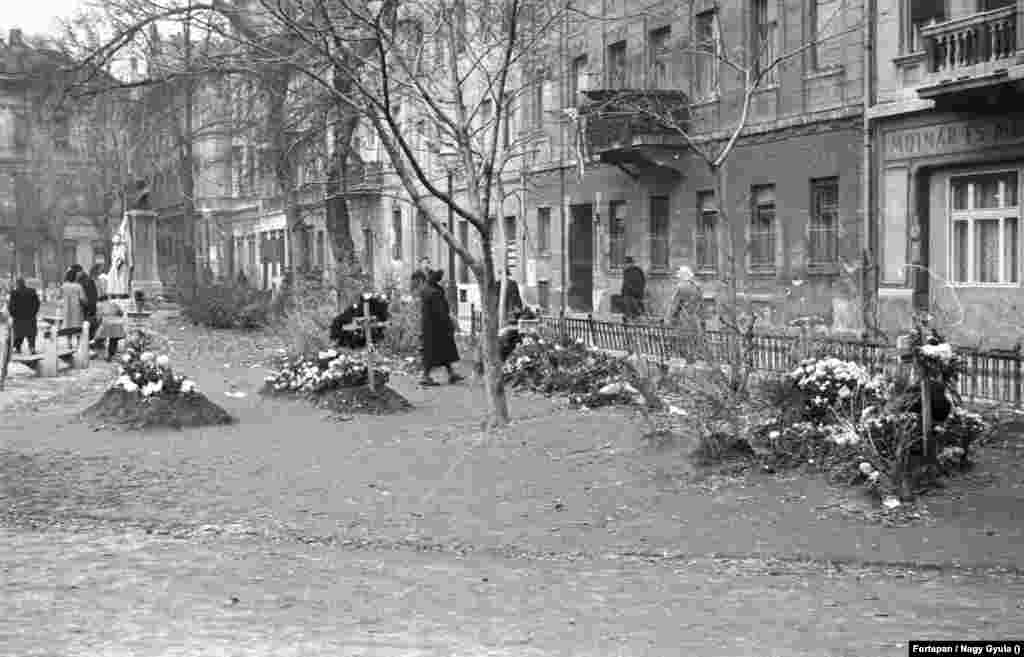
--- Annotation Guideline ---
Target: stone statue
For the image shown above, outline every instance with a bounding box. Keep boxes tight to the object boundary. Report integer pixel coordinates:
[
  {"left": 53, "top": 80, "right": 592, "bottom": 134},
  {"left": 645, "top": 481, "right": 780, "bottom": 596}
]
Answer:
[{"left": 107, "top": 222, "right": 132, "bottom": 299}]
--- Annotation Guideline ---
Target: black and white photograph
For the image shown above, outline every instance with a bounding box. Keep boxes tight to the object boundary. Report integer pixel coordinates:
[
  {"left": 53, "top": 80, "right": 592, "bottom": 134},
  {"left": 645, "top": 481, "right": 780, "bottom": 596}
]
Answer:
[{"left": 1, "top": 0, "right": 1023, "bottom": 654}]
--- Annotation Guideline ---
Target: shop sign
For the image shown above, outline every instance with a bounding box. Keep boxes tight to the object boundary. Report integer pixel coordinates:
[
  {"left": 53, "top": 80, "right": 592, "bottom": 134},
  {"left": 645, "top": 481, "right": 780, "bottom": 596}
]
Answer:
[{"left": 885, "top": 116, "right": 1024, "bottom": 159}]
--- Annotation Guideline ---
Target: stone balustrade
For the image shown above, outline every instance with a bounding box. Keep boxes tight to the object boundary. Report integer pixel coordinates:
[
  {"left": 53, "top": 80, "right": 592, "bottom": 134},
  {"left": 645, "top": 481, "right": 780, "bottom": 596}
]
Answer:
[{"left": 922, "top": 6, "right": 1018, "bottom": 78}]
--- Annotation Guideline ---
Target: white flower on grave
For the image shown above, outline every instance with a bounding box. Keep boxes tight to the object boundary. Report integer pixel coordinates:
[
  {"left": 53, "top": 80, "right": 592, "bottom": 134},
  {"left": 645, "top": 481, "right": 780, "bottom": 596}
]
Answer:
[
  {"left": 121, "top": 380, "right": 139, "bottom": 393},
  {"left": 121, "top": 354, "right": 133, "bottom": 364},
  {"left": 859, "top": 462, "right": 874, "bottom": 475},
  {"left": 140, "top": 351, "right": 155, "bottom": 363},
  {"left": 838, "top": 386, "right": 852, "bottom": 399},
  {"left": 180, "top": 379, "right": 197, "bottom": 394},
  {"left": 768, "top": 430, "right": 781, "bottom": 440},
  {"left": 141, "top": 380, "right": 164, "bottom": 397},
  {"left": 156, "top": 355, "right": 170, "bottom": 368},
  {"left": 318, "top": 349, "right": 338, "bottom": 360}
]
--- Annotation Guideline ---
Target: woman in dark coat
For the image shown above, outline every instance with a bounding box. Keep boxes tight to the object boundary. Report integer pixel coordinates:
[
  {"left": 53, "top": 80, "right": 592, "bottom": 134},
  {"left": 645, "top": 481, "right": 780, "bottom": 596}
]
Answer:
[
  {"left": 419, "top": 269, "right": 464, "bottom": 386},
  {"left": 80, "top": 269, "right": 100, "bottom": 339}
]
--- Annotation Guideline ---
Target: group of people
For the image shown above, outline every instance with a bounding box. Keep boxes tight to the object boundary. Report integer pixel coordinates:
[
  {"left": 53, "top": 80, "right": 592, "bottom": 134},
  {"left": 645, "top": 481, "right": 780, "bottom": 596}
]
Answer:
[{"left": 5, "top": 264, "right": 127, "bottom": 361}]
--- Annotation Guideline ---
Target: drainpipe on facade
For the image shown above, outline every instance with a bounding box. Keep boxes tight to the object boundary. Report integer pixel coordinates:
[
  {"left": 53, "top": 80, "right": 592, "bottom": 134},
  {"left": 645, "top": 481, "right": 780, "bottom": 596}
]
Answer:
[{"left": 861, "top": 0, "right": 875, "bottom": 338}]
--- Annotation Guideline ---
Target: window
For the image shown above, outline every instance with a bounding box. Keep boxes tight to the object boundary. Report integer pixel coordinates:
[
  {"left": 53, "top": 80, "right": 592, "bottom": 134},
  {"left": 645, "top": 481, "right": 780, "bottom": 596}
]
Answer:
[
  {"left": 500, "top": 93, "right": 511, "bottom": 146},
  {"left": 607, "top": 40, "right": 627, "bottom": 89},
  {"left": 650, "top": 196, "right": 670, "bottom": 270},
  {"left": 391, "top": 208, "right": 403, "bottom": 260},
  {"left": 537, "top": 280, "right": 551, "bottom": 310},
  {"left": 904, "top": 0, "right": 946, "bottom": 54},
  {"left": 812, "top": 0, "right": 844, "bottom": 69},
  {"left": 750, "top": 185, "right": 776, "bottom": 272},
  {"left": 570, "top": 55, "right": 589, "bottom": 101},
  {"left": 458, "top": 220, "right": 470, "bottom": 284},
  {"left": 648, "top": 26, "right": 672, "bottom": 88},
  {"left": 950, "top": 171, "right": 1020, "bottom": 285},
  {"left": 809, "top": 177, "right": 840, "bottom": 269},
  {"left": 531, "top": 69, "right": 545, "bottom": 128},
  {"left": 608, "top": 200, "right": 627, "bottom": 268},
  {"left": 697, "top": 191, "right": 718, "bottom": 272},
  {"left": 453, "top": 0, "right": 467, "bottom": 54},
  {"left": 505, "top": 216, "right": 519, "bottom": 275},
  {"left": 316, "top": 230, "right": 325, "bottom": 268},
  {"left": 416, "top": 210, "right": 431, "bottom": 260},
  {"left": 752, "top": 0, "right": 778, "bottom": 84},
  {"left": 481, "top": 98, "right": 493, "bottom": 126},
  {"left": 537, "top": 207, "right": 551, "bottom": 254},
  {"left": 694, "top": 10, "right": 720, "bottom": 100},
  {"left": 363, "top": 227, "right": 374, "bottom": 275}
]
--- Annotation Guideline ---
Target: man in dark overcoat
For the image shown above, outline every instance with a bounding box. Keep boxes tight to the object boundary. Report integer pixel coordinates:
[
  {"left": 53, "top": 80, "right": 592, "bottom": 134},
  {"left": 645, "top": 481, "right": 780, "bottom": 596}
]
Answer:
[
  {"left": 419, "top": 269, "right": 464, "bottom": 386},
  {"left": 8, "top": 277, "right": 41, "bottom": 354}
]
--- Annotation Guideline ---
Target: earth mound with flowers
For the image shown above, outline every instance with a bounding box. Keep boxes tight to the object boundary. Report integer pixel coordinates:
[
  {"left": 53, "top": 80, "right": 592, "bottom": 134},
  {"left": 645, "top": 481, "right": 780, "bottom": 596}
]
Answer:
[
  {"left": 751, "top": 327, "right": 992, "bottom": 501},
  {"left": 502, "top": 334, "right": 649, "bottom": 408},
  {"left": 261, "top": 349, "right": 412, "bottom": 416},
  {"left": 82, "top": 349, "right": 234, "bottom": 429}
]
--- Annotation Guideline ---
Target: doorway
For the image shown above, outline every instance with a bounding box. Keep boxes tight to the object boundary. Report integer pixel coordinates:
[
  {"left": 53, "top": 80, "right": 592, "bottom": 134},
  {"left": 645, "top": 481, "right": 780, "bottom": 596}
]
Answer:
[{"left": 568, "top": 203, "right": 594, "bottom": 312}]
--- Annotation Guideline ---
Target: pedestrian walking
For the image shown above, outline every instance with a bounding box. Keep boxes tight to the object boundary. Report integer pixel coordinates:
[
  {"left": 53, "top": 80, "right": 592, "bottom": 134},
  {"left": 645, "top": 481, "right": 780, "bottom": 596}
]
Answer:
[
  {"left": 93, "top": 287, "right": 126, "bottom": 361},
  {"left": 411, "top": 256, "right": 431, "bottom": 293},
  {"left": 81, "top": 267, "right": 100, "bottom": 339},
  {"left": 620, "top": 256, "right": 646, "bottom": 318},
  {"left": 419, "top": 268, "right": 464, "bottom": 386},
  {"left": 7, "top": 277, "right": 40, "bottom": 354},
  {"left": 490, "top": 269, "right": 523, "bottom": 322},
  {"left": 60, "top": 268, "right": 85, "bottom": 345}
]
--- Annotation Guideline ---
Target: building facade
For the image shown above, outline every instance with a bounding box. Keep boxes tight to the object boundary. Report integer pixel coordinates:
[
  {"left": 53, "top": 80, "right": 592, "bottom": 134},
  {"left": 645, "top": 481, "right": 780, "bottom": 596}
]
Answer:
[
  {"left": 431, "top": 0, "right": 869, "bottom": 330},
  {"left": 869, "top": 0, "right": 1024, "bottom": 347},
  {"left": 0, "top": 28, "right": 106, "bottom": 285}
]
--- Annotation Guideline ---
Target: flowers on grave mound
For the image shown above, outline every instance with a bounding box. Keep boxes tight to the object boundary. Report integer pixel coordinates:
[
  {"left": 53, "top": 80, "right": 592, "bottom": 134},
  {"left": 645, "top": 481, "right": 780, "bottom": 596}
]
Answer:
[
  {"left": 502, "top": 334, "right": 636, "bottom": 407},
  {"left": 113, "top": 347, "right": 199, "bottom": 398},
  {"left": 264, "top": 351, "right": 391, "bottom": 394},
  {"left": 757, "top": 353, "right": 990, "bottom": 499},
  {"left": 787, "top": 356, "right": 889, "bottom": 422}
]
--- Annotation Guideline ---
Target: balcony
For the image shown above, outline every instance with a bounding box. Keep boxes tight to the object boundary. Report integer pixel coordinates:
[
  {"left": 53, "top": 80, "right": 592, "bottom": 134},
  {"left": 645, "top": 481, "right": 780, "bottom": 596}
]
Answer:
[
  {"left": 341, "top": 161, "right": 384, "bottom": 196},
  {"left": 578, "top": 89, "right": 690, "bottom": 177},
  {"left": 918, "top": 6, "right": 1024, "bottom": 103}
]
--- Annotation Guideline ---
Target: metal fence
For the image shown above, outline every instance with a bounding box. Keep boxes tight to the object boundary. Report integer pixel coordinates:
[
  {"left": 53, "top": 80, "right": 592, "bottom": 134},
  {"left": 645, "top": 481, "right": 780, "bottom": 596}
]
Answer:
[{"left": 469, "top": 310, "right": 1024, "bottom": 408}]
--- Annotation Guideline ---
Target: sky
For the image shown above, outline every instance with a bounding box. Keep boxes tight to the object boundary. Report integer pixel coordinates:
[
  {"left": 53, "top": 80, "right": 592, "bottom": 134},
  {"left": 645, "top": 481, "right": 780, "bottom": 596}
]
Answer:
[{"left": 2, "top": 0, "right": 87, "bottom": 39}]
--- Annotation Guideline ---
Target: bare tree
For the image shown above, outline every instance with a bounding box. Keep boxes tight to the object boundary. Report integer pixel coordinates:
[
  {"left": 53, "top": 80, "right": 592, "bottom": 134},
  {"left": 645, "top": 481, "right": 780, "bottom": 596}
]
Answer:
[{"left": 246, "top": 0, "right": 566, "bottom": 426}]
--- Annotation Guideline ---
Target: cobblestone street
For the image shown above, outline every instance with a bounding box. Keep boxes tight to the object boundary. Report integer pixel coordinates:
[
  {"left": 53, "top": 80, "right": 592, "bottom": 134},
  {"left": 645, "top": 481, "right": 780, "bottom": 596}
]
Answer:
[{"left": 2, "top": 317, "right": 1023, "bottom": 655}]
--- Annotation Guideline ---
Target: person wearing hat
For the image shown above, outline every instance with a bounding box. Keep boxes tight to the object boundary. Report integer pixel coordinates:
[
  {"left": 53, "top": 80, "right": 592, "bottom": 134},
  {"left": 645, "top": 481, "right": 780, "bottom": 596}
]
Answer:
[{"left": 620, "top": 256, "right": 646, "bottom": 318}]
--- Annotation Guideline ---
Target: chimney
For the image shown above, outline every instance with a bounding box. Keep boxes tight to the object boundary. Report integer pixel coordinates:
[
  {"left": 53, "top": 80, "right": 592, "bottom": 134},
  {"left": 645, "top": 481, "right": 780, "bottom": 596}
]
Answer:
[{"left": 8, "top": 29, "right": 23, "bottom": 48}]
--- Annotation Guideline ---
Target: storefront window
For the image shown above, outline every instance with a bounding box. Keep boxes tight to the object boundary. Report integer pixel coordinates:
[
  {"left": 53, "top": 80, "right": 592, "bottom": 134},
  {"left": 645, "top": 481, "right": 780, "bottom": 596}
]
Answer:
[{"left": 950, "top": 171, "right": 1020, "bottom": 285}]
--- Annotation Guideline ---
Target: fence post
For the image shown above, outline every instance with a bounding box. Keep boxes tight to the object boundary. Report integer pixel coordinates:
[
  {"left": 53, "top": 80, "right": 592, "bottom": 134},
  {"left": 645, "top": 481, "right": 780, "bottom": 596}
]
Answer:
[
  {"left": 1015, "top": 345, "right": 1022, "bottom": 408},
  {"left": 470, "top": 304, "right": 476, "bottom": 338},
  {"left": 587, "top": 313, "right": 596, "bottom": 347}
]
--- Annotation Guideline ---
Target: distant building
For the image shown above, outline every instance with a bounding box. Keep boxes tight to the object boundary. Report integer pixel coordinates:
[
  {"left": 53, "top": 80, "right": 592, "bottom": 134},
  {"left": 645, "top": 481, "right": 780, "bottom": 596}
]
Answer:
[{"left": 0, "top": 28, "right": 107, "bottom": 284}]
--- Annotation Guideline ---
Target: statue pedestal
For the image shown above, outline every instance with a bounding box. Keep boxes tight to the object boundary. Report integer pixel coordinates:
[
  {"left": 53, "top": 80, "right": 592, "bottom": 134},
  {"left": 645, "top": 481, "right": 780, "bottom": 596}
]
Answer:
[{"left": 127, "top": 210, "right": 162, "bottom": 301}]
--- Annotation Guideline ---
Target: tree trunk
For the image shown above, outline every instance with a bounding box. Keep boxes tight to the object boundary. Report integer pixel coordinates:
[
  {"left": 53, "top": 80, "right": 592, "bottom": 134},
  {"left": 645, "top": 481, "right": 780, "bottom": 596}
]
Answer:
[
  {"left": 325, "top": 104, "right": 362, "bottom": 299},
  {"left": 476, "top": 230, "right": 509, "bottom": 427}
]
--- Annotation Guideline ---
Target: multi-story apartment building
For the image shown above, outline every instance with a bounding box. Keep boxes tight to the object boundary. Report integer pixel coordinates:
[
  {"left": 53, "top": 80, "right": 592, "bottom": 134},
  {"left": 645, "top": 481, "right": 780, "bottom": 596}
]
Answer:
[
  {"left": 145, "top": 0, "right": 872, "bottom": 332},
  {"left": 869, "top": 0, "right": 1024, "bottom": 346},
  {"left": 424, "top": 0, "right": 869, "bottom": 329},
  {"left": 0, "top": 28, "right": 107, "bottom": 284}
]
